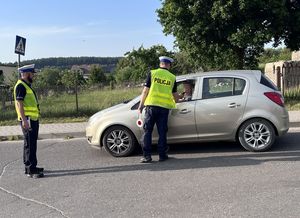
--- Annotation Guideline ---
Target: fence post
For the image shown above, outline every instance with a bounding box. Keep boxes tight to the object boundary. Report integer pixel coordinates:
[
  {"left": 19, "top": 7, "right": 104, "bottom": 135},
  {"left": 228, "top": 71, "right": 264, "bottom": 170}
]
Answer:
[{"left": 75, "top": 70, "right": 79, "bottom": 114}]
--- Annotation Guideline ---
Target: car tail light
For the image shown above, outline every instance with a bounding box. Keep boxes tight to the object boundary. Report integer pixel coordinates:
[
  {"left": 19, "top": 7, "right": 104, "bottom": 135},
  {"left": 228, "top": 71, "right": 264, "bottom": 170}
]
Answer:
[{"left": 264, "top": 92, "right": 284, "bottom": 107}]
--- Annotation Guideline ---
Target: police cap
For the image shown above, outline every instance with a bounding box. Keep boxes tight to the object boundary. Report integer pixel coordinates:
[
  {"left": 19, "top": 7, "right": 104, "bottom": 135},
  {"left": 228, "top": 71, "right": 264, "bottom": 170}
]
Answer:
[
  {"left": 159, "top": 56, "right": 174, "bottom": 64},
  {"left": 18, "top": 64, "right": 37, "bottom": 73}
]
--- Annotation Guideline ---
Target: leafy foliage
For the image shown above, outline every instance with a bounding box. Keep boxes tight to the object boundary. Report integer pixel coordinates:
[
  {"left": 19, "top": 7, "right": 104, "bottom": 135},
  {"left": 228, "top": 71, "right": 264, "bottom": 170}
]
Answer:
[
  {"left": 88, "top": 66, "right": 107, "bottom": 85},
  {"left": 61, "top": 69, "right": 85, "bottom": 89},
  {"left": 1, "top": 57, "right": 121, "bottom": 72},
  {"left": 21, "top": 57, "right": 121, "bottom": 71},
  {"left": 115, "top": 45, "right": 173, "bottom": 83},
  {"left": 34, "top": 67, "right": 62, "bottom": 89},
  {"left": 157, "top": 0, "right": 300, "bottom": 70},
  {"left": 258, "top": 48, "right": 292, "bottom": 64},
  {"left": 115, "top": 45, "right": 198, "bottom": 83}
]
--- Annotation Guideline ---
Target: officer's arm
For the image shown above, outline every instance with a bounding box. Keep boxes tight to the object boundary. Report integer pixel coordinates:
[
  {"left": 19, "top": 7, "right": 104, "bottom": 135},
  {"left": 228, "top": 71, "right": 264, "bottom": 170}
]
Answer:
[
  {"left": 16, "top": 100, "right": 30, "bottom": 129},
  {"left": 172, "top": 92, "right": 180, "bottom": 103},
  {"left": 138, "top": 87, "right": 149, "bottom": 113}
]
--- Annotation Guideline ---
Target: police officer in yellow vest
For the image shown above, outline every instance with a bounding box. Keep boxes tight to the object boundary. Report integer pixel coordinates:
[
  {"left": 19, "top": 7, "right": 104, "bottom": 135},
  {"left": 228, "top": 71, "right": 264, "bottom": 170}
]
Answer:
[
  {"left": 138, "top": 56, "right": 180, "bottom": 163},
  {"left": 14, "top": 64, "right": 44, "bottom": 178}
]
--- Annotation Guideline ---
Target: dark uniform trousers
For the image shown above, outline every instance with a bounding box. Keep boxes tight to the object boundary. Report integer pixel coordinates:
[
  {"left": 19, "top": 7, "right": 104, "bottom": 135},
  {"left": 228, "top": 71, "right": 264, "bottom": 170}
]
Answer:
[
  {"left": 21, "top": 119, "right": 39, "bottom": 172},
  {"left": 142, "top": 106, "right": 169, "bottom": 158}
]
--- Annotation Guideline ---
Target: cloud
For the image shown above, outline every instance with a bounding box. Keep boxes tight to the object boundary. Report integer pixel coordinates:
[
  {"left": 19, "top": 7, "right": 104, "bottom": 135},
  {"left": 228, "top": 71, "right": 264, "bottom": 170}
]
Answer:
[
  {"left": 86, "top": 20, "right": 110, "bottom": 27},
  {"left": 27, "top": 26, "right": 75, "bottom": 36},
  {"left": 0, "top": 25, "right": 76, "bottom": 38}
]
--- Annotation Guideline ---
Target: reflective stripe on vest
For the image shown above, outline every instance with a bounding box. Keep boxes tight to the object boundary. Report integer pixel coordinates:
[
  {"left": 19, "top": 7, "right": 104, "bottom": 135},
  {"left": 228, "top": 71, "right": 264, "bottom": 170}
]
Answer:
[
  {"left": 14, "top": 80, "right": 40, "bottom": 121},
  {"left": 144, "top": 68, "right": 176, "bottom": 109}
]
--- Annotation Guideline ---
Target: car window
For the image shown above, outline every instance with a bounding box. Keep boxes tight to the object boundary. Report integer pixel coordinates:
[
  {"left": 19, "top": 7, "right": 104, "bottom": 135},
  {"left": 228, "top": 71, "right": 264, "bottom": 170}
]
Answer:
[
  {"left": 260, "top": 74, "right": 279, "bottom": 91},
  {"left": 202, "top": 77, "right": 246, "bottom": 99},
  {"left": 177, "top": 80, "right": 196, "bottom": 102},
  {"left": 234, "top": 78, "right": 246, "bottom": 95}
]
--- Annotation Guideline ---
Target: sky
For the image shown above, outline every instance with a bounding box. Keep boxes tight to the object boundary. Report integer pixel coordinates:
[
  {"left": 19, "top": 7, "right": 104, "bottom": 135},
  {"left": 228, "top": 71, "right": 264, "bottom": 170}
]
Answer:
[{"left": 0, "top": 0, "right": 175, "bottom": 63}]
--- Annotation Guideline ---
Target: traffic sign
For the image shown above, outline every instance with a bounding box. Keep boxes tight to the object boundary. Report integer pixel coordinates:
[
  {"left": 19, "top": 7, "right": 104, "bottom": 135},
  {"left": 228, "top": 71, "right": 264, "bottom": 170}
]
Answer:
[{"left": 15, "top": 35, "right": 26, "bottom": 55}]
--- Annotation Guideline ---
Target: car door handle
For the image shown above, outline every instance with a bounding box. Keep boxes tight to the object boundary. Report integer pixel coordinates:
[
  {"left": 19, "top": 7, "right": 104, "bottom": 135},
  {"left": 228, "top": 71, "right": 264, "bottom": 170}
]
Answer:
[
  {"left": 179, "top": 109, "right": 191, "bottom": 114},
  {"left": 228, "top": 103, "right": 241, "bottom": 108}
]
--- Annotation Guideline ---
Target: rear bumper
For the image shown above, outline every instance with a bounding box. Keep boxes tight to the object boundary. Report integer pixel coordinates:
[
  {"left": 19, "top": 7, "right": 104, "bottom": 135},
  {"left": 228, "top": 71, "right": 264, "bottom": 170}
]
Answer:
[{"left": 276, "top": 113, "right": 289, "bottom": 136}]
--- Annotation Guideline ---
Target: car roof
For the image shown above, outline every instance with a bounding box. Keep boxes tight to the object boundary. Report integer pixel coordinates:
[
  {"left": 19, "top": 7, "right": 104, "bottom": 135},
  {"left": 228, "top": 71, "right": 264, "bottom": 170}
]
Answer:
[{"left": 176, "top": 70, "right": 262, "bottom": 82}]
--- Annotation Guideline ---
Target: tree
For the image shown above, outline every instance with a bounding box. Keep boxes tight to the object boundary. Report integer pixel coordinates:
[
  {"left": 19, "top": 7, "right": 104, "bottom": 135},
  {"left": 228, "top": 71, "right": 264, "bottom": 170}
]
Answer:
[
  {"left": 115, "top": 45, "right": 170, "bottom": 83},
  {"left": 61, "top": 70, "right": 85, "bottom": 90},
  {"left": 258, "top": 48, "right": 292, "bottom": 64},
  {"left": 61, "top": 69, "right": 86, "bottom": 113},
  {"left": 157, "top": 0, "right": 300, "bottom": 70},
  {"left": 34, "top": 67, "right": 62, "bottom": 89},
  {"left": 115, "top": 45, "right": 197, "bottom": 83},
  {"left": 7, "top": 71, "right": 19, "bottom": 88},
  {"left": 88, "top": 66, "right": 106, "bottom": 85},
  {"left": 172, "top": 51, "right": 201, "bottom": 74}
]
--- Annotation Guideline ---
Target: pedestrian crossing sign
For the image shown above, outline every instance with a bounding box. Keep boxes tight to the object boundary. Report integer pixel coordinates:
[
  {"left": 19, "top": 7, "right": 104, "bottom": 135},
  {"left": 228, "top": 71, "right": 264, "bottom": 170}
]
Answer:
[{"left": 15, "top": 35, "right": 26, "bottom": 55}]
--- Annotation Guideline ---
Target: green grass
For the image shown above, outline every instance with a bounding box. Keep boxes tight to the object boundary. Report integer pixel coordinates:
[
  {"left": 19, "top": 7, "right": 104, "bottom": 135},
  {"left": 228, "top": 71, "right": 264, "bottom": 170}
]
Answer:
[
  {"left": 285, "top": 100, "right": 300, "bottom": 111},
  {"left": 1, "top": 86, "right": 300, "bottom": 126},
  {"left": 284, "top": 88, "right": 300, "bottom": 100},
  {"left": 0, "top": 87, "right": 142, "bottom": 126}
]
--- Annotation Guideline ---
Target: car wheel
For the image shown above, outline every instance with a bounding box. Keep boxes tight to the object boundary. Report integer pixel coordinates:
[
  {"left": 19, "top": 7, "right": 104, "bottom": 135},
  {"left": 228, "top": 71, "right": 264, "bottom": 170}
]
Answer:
[
  {"left": 102, "top": 126, "right": 137, "bottom": 157},
  {"left": 238, "top": 118, "right": 275, "bottom": 152}
]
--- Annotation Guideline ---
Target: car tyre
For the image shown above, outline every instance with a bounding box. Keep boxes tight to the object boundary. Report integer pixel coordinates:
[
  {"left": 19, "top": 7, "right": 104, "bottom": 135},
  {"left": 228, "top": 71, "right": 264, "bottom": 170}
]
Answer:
[
  {"left": 102, "top": 125, "right": 137, "bottom": 157},
  {"left": 238, "top": 118, "right": 275, "bottom": 152}
]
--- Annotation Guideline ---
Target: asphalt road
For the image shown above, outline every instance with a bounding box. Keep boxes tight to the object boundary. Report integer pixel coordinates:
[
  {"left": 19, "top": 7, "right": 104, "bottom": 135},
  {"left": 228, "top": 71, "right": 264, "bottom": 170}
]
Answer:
[{"left": 1, "top": 130, "right": 300, "bottom": 218}]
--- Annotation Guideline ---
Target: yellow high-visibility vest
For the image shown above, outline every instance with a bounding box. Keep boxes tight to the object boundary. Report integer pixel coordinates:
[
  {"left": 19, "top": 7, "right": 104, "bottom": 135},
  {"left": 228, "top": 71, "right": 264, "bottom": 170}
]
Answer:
[
  {"left": 144, "top": 68, "right": 176, "bottom": 109},
  {"left": 14, "top": 80, "right": 40, "bottom": 121}
]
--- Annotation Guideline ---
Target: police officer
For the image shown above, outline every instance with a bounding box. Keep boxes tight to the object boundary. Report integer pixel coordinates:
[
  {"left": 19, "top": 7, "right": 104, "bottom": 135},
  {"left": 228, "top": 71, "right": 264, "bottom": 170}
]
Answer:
[
  {"left": 138, "top": 56, "right": 179, "bottom": 163},
  {"left": 14, "top": 64, "right": 44, "bottom": 178}
]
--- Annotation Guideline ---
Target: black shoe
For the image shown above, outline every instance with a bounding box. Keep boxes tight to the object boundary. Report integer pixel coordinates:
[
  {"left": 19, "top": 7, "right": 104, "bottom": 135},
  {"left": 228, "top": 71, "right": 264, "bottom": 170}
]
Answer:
[
  {"left": 27, "top": 167, "right": 44, "bottom": 178},
  {"left": 27, "top": 169, "right": 44, "bottom": 178},
  {"left": 27, "top": 172, "right": 44, "bottom": 178},
  {"left": 25, "top": 167, "right": 44, "bottom": 174},
  {"left": 159, "top": 155, "right": 169, "bottom": 162},
  {"left": 140, "top": 156, "right": 152, "bottom": 163},
  {"left": 36, "top": 167, "right": 44, "bottom": 172}
]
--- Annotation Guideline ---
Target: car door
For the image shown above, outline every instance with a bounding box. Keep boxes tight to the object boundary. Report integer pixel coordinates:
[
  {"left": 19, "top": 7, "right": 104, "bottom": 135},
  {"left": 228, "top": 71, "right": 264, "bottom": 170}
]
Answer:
[
  {"left": 151, "top": 79, "right": 198, "bottom": 143},
  {"left": 195, "top": 76, "right": 248, "bottom": 140},
  {"left": 167, "top": 100, "right": 198, "bottom": 143}
]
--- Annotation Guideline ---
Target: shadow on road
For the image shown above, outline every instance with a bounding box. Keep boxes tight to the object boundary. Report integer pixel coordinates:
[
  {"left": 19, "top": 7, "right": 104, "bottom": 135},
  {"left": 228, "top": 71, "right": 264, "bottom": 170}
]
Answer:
[{"left": 44, "top": 132, "right": 300, "bottom": 178}]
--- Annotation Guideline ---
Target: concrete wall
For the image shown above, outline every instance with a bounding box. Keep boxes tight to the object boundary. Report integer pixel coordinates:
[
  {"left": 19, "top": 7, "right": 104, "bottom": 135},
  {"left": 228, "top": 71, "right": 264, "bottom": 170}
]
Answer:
[
  {"left": 264, "top": 61, "right": 300, "bottom": 92},
  {"left": 264, "top": 61, "right": 285, "bottom": 89},
  {"left": 292, "top": 51, "right": 300, "bottom": 61}
]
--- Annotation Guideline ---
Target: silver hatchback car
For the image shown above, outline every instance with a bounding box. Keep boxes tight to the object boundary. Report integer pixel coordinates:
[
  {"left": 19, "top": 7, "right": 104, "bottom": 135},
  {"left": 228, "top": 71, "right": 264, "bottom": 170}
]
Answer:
[{"left": 86, "top": 70, "right": 289, "bottom": 157}]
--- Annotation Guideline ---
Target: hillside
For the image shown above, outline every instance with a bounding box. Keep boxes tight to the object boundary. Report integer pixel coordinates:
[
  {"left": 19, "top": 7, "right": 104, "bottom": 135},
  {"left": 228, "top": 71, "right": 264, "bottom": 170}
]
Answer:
[{"left": 1, "top": 56, "right": 122, "bottom": 72}]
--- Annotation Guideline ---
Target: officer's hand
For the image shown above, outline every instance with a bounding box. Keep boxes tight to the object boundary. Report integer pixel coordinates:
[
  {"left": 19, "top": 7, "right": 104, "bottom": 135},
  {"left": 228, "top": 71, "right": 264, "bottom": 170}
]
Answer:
[
  {"left": 22, "top": 119, "right": 30, "bottom": 130},
  {"left": 138, "top": 105, "right": 144, "bottom": 114}
]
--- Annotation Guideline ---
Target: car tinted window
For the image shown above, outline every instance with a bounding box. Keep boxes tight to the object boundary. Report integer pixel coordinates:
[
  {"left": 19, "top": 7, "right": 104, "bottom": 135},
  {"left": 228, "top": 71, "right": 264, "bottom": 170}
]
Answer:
[
  {"left": 260, "top": 74, "right": 278, "bottom": 90},
  {"left": 234, "top": 78, "right": 246, "bottom": 95},
  {"left": 203, "top": 77, "right": 246, "bottom": 99}
]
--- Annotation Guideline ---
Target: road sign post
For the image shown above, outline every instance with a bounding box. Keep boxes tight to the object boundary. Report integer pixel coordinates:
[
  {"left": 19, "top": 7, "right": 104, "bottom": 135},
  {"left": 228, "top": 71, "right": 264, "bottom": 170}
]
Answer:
[{"left": 15, "top": 35, "right": 26, "bottom": 68}]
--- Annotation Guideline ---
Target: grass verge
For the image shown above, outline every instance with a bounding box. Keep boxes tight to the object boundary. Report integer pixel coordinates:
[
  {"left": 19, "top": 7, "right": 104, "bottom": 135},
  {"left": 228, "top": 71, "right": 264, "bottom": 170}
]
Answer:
[
  {"left": 0, "top": 87, "right": 141, "bottom": 126},
  {"left": 1, "top": 87, "right": 299, "bottom": 126}
]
